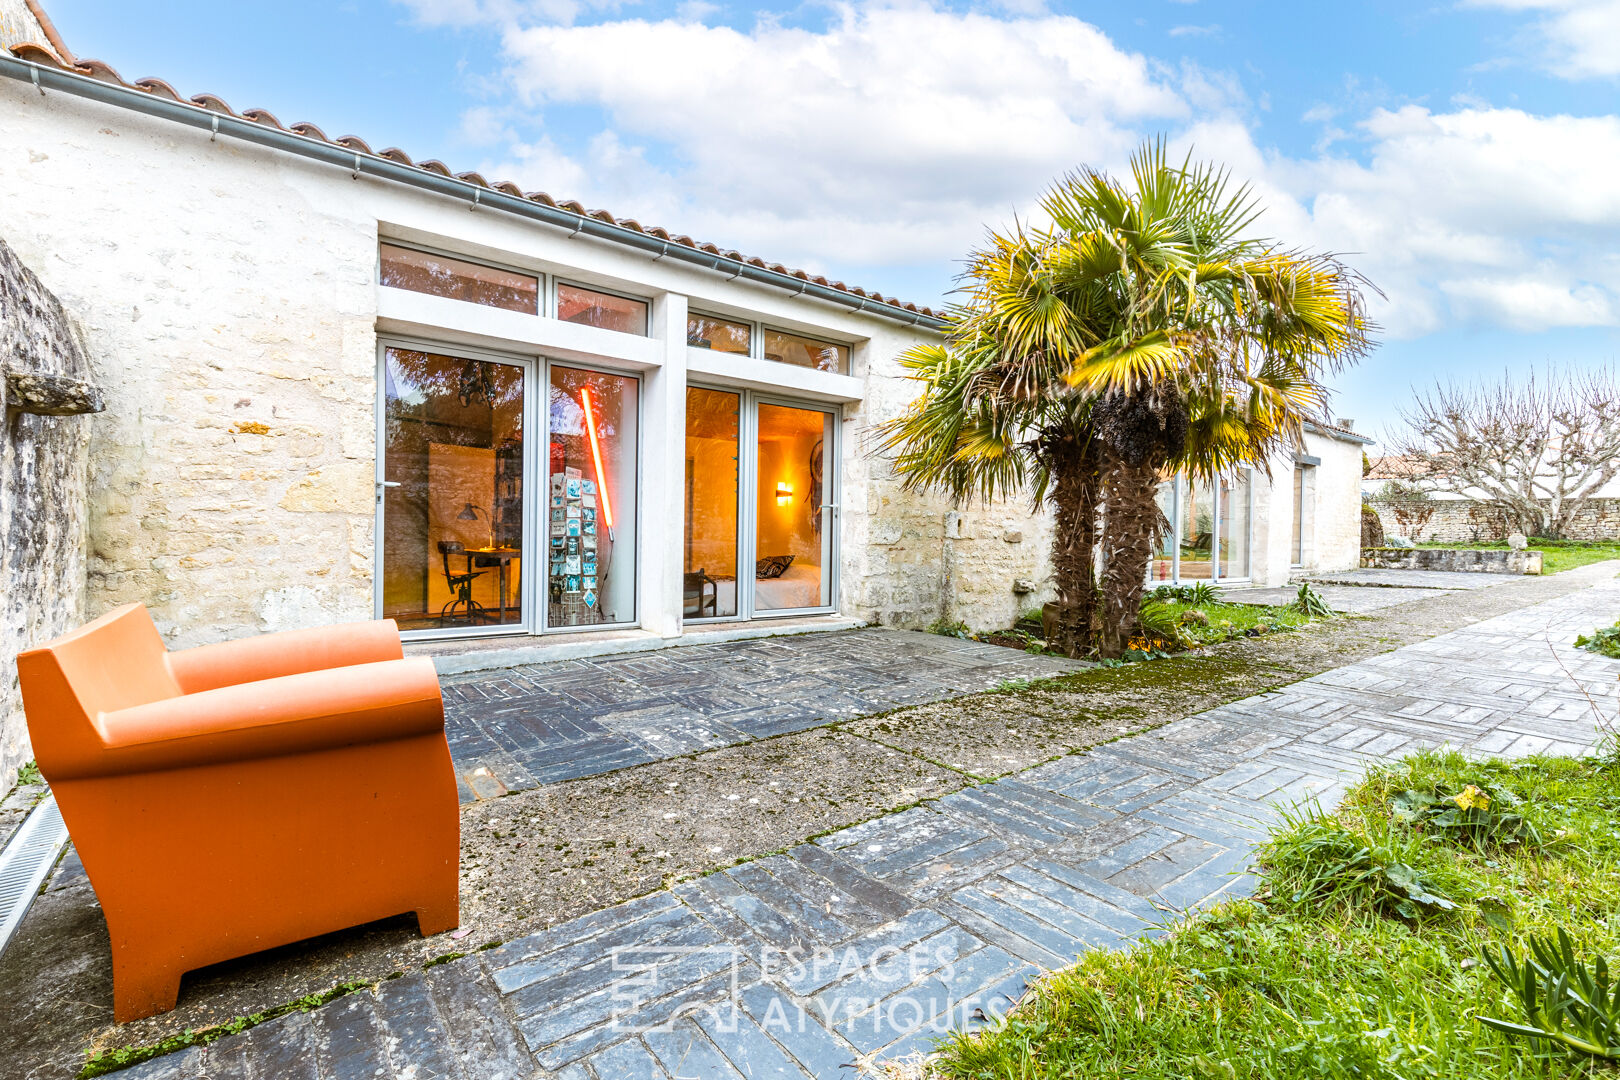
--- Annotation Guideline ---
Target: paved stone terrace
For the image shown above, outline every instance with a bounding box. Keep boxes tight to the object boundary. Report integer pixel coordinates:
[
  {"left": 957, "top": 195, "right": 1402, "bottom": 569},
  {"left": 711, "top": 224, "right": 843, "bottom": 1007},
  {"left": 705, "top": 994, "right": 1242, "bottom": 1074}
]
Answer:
[
  {"left": 440, "top": 629, "right": 1086, "bottom": 801},
  {"left": 121, "top": 576, "right": 1620, "bottom": 1079}
]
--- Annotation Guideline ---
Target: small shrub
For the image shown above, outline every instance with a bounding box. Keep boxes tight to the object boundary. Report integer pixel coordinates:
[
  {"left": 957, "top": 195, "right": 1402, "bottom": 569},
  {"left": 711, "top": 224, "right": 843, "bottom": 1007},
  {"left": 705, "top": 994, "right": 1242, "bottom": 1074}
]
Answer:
[
  {"left": 15, "top": 760, "right": 42, "bottom": 787},
  {"left": 1136, "top": 599, "right": 1186, "bottom": 643},
  {"left": 1390, "top": 781, "right": 1540, "bottom": 852},
  {"left": 927, "top": 617, "right": 972, "bottom": 640},
  {"left": 1575, "top": 620, "right": 1620, "bottom": 659},
  {"left": 1479, "top": 928, "right": 1620, "bottom": 1060},
  {"left": 1293, "top": 582, "right": 1336, "bottom": 619}
]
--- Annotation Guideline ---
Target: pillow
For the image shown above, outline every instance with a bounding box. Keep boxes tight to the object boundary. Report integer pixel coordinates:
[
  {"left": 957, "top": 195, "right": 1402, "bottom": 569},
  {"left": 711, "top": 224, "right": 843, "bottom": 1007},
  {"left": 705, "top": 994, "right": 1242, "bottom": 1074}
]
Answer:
[{"left": 755, "top": 554, "right": 796, "bottom": 579}]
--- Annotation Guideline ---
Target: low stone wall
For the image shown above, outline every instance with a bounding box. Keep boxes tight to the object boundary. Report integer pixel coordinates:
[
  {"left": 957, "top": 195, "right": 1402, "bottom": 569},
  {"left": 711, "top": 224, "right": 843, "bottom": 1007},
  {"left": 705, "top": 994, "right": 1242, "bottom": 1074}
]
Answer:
[
  {"left": 1361, "top": 547, "right": 1542, "bottom": 575},
  {"left": 1, "top": 236, "right": 101, "bottom": 788},
  {"left": 1370, "top": 499, "right": 1620, "bottom": 544}
]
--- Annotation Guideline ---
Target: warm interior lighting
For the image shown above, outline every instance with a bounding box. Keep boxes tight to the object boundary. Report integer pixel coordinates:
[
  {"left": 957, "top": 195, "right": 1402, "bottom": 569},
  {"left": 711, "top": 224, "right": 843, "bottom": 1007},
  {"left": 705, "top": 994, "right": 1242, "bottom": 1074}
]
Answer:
[
  {"left": 580, "top": 387, "right": 614, "bottom": 532},
  {"left": 775, "top": 481, "right": 793, "bottom": 505}
]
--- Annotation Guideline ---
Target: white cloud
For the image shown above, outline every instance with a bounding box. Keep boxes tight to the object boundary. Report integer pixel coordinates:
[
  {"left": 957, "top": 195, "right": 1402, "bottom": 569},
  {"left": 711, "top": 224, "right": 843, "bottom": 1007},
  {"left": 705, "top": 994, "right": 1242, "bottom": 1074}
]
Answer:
[
  {"left": 1466, "top": 0, "right": 1620, "bottom": 78},
  {"left": 1168, "top": 23, "right": 1219, "bottom": 37},
  {"left": 478, "top": 5, "right": 1187, "bottom": 274}
]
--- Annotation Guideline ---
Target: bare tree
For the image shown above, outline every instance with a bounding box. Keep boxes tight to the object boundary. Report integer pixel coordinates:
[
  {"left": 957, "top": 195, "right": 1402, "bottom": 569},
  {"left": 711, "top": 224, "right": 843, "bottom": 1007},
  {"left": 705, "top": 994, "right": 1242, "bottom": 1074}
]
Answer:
[{"left": 1386, "top": 367, "right": 1620, "bottom": 539}]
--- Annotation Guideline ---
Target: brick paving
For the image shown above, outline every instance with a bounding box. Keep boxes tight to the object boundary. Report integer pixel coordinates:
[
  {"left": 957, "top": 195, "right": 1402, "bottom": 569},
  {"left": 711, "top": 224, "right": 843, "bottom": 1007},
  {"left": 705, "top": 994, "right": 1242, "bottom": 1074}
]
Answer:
[
  {"left": 439, "top": 630, "right": 1087, "bottom": 801},
  {"left": 117, "top": 574, "right": 1620, "bottom": 1079}
]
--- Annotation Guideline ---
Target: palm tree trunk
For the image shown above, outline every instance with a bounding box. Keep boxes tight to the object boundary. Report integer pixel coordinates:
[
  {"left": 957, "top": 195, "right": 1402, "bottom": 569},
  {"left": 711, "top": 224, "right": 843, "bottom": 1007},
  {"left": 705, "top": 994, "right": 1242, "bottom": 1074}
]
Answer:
[
  {"left": 1097, "top": 456, "right": 1163, "bottom": 659},
  {"left": 1042, "top": 434, "right": 1101, "bottom": 658}
]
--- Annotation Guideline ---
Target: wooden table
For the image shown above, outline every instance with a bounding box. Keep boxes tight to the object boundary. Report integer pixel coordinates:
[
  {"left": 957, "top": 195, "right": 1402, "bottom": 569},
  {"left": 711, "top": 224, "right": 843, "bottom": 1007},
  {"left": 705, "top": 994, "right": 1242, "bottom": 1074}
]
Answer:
[{"left": 465, "top": 547, "right": 520, "bottom": 624}]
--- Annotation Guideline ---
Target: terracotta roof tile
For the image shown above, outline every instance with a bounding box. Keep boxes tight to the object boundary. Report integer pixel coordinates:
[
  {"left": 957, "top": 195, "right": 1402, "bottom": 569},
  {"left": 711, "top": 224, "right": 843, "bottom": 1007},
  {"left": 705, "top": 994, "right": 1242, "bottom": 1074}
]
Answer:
[{"left": 3, "top": 40, "right": 944, "bottom": 320}]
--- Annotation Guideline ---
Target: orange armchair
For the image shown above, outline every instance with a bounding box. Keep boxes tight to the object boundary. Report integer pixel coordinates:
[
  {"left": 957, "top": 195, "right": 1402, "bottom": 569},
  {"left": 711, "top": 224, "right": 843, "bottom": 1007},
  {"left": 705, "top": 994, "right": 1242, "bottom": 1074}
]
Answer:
[{"left": 17, "top": 604, "right": 459, "bottom": 1022}]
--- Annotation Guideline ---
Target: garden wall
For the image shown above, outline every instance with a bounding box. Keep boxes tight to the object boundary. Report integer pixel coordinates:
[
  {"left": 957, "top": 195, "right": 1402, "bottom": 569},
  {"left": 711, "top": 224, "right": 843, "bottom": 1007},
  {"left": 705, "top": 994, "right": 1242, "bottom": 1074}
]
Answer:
[
  {"left": 0, "top": 235, "right": 100, "bottom": 786},
  {"left": 1370, "top": 498, "right": 1620, "bottom": 543},
  {"left": 1361, "top": 547, "right": 1542, "bottom": 575}
]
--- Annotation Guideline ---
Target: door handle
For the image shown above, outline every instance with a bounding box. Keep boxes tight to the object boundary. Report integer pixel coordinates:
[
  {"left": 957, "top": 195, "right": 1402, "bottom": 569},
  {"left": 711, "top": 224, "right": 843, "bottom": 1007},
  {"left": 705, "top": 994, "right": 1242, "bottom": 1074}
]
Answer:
[{"left": 377, "top": 481, "right": 401, "bottom": 489}]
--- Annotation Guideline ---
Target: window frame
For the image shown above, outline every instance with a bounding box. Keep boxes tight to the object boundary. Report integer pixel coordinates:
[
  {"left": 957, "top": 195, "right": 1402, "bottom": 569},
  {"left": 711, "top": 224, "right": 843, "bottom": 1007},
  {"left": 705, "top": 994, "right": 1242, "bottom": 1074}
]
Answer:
[
  {"left": 554, "top": 279, "right": 652, "bottom": 337},
  {"left": 377, "top": 239, "right": 544, "bottom": 316}
]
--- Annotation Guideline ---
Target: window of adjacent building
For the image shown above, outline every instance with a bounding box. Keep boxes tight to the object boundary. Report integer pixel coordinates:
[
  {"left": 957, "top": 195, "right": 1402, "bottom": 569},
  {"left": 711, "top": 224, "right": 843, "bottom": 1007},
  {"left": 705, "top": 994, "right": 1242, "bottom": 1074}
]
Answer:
[
  {"left": 557, "top": 283, "right": 648, "bottom": 336},
  {"left": 687, "top": 313, "right": 752, "bottom": 355},
  {"left": 1147, "top": 471, "right": 1253, "bottom": 584},
  {"left": 1292, "top": 465, "right": 1312, "bottom": 566},
  {"left": 378, "top": 243, "right": 539, "bottom": 314},
  {"left": 762, "top": 328, "right": 849, "bottom": 374}
]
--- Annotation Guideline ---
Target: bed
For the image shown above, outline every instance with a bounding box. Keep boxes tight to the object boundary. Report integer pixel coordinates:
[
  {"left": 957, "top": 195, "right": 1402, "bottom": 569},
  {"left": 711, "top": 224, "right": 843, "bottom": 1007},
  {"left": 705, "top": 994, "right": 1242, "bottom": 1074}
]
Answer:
[{"left": 709, "top": 562, "right": 824, "bottom": 613}]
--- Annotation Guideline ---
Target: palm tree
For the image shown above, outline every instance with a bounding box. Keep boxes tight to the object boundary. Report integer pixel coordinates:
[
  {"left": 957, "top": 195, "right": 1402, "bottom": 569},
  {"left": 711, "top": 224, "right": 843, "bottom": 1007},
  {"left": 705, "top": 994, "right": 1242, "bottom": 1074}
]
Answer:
[
  {"left": 882, "top": 140, "right": 1374, "bottom": 658},
  {"left": 876, "top": 312, "right": 1103, "bottom": 656}
]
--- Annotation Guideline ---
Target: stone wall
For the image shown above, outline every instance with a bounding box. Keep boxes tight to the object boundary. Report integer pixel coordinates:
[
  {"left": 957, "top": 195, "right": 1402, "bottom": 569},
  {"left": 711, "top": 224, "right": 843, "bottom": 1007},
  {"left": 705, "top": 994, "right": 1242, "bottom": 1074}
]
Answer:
[
  {"left": 1, "top": 235, "right": 100, "bottom": 785},
  {"left": 1362, "top": 547, "right": 1542, "bottom": 575},
  {"left": 1370, "top": 498, "right": 1620, "bottom": 544}
]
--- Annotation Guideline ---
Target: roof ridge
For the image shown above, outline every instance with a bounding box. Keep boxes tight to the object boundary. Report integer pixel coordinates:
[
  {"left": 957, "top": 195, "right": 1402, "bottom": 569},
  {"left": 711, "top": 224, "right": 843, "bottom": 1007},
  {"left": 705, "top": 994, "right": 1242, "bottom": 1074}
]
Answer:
[{"left": 3, "top": 41, "right": 944, "bottom": 321}]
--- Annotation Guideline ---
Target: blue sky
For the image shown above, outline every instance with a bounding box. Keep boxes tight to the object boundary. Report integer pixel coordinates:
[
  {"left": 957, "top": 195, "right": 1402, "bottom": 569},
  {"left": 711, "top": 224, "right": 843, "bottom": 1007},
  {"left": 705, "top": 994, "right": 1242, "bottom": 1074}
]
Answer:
[{"left": 39, "top": 0, "right": 1620, "bottom": 444}]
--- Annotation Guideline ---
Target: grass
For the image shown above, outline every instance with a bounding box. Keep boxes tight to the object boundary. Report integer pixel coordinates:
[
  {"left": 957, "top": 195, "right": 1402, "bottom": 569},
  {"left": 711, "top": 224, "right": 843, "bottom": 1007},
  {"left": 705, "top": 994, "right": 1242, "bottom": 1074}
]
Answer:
[
  {"left": 928, "top": 748, "right": 1620, "bottom": 1080},
  {"left": 1412, "top": 539, "right": 1620, "bottom": 574},
  {"left": 1139, "top": 596, "right": 1312, "bottom": 651}
]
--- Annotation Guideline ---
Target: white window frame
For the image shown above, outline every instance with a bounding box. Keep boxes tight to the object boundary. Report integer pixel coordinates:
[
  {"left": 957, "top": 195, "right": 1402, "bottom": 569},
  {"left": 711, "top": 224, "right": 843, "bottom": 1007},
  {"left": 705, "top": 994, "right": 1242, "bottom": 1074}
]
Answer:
[
  {"left": 1148, "top": 469, "right": 1255, "bottom": 586},
  {"left": 683, "top": 382, "right": 841, "bottom": 622},
  {"left": 377, "top": 238, "right": 546, "bottom": 317}
]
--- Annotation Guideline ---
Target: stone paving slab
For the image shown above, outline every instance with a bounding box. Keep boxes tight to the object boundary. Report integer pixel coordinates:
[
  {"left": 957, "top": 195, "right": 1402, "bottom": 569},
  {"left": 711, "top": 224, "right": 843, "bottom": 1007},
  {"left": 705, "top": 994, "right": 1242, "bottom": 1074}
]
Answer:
[
  {"left": 440, "top": 629, "right": 1090, "bottom": 802},
  {"left": 110, "top": 574, "right": 1620, "bottom": 1079}
]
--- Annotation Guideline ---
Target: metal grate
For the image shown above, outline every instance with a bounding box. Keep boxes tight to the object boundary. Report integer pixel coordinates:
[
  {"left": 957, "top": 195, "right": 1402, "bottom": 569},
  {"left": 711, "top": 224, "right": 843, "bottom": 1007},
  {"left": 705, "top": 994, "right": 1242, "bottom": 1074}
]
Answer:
[{"left": 0, "top": 795, "right": 69, "bottom": 956}]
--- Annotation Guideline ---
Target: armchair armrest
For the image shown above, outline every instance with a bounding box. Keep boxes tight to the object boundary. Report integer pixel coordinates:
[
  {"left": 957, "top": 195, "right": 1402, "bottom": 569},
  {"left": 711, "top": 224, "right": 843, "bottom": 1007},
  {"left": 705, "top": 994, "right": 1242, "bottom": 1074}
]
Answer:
[
  {"left": 166, "top": 620, "right": 404, "bottom": 694},
  {"left": 73, "top": 659, "right": 443, "bottom": 779}
]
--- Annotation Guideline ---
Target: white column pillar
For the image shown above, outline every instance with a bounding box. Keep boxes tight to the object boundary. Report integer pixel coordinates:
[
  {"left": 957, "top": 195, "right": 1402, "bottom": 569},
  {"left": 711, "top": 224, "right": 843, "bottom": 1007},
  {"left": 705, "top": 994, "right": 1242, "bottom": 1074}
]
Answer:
[{"left": 640, "top": 291, "right": 689, "bottom": 639}]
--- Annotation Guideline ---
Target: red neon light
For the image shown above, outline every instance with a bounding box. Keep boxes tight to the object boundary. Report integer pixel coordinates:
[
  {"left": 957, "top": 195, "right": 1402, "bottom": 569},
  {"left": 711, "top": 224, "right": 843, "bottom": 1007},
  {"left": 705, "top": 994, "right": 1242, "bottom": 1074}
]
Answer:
[{"left": 579, "top": 387, "right": 614, "bottom": 529}]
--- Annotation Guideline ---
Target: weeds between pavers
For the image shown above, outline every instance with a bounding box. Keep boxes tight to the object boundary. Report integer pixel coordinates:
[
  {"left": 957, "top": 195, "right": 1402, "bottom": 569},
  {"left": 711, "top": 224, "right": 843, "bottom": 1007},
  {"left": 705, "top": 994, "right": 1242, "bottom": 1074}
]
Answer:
[{"left": 926, "top": 748, "right": 1620, "bottom": 1079}]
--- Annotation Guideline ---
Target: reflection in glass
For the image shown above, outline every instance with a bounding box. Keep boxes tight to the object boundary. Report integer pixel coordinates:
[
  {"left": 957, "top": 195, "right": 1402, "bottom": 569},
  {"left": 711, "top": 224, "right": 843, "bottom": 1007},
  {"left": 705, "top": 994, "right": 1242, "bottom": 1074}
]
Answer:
[
  {"left": 754, "top": 403, "right": 832, "bottom": 611},
  {"left": 548, "top": 366, "right": 638, "bottom": 627},
  {"left": 381, "top": 347, "right": 524, "bottom": 631},
  {"left": 1150, "top": 480, "right": 1177, "bottom": 582},
  {"left": 1219, "top": 473, "right": 1252, "bottom": 580},
  {"left": 684, "top": 388, "right": 740, "bottom": 618},
  {"left": 687, "top": 313, "right": 751, "bottom": 355},
  {"left": 762, "top": 328, "right": 848, "bottom": 373},
  {"left": 557, "top": 284, "right": 648, "bottom": 335},
  {"left": 378, "top": 244, "right": 538, "bottom": 314},
  {"left": 1177, "top": 477, "right": 1215, "bottom": 580}
]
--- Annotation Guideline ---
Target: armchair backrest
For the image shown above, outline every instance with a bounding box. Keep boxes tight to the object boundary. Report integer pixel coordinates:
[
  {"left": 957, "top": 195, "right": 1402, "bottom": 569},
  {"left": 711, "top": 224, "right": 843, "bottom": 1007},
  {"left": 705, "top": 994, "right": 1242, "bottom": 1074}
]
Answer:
[{"left": 17, "top": 604, "right": 180, "bottom": 778}]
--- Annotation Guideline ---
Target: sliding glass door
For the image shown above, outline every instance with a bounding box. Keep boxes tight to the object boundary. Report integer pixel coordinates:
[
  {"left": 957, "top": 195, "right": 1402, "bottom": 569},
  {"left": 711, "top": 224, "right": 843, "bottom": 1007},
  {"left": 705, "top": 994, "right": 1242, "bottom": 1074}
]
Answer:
[
  {"left": 379, "top": 344, "right": 531, "bottom": 635},
  {"left": 1147, "top": 471, "right": 1254, "bottom": 585},
  {"left": 683, "top": 390, "right": 837, "bottom": 621}
]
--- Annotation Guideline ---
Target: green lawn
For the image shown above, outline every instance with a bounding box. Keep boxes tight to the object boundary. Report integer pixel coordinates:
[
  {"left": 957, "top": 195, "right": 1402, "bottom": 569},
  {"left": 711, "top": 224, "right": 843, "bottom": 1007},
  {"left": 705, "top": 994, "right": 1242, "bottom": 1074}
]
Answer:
[
  {"left": 1414, "top": 540, "right": 1620, "bottom": 574},
  {"left": 930, "top": 749, "right": 1620, "bottom": 1079},
  {"left": 1147, "top": 596, "right": 1312, "bottom": 647}
]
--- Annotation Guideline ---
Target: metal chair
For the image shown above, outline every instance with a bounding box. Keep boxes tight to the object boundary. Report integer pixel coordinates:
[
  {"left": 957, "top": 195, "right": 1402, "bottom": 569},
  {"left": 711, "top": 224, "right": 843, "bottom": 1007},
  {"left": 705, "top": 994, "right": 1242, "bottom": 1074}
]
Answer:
[
  {"left": 438, "top": 540, "right": 486, "bottom": 626},
  {"left": 683, "top": 568, "right": 717, "bottom": 618}
]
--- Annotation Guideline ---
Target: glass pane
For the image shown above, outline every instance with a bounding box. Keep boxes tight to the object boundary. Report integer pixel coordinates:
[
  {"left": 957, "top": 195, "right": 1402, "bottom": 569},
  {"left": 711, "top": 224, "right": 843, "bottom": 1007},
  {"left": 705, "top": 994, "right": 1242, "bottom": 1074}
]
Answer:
[
  {"left": 684, "top": 388, "right": 740, "bottom": 619},
  {"left": 1150, "top": 480, "right": 1176, "bottom": 582},
  {"left": 548, "top": 366, "right": 638, "bottom": 627},
  {"left": 382, "top": 346, "right": 525, "bottom": 631},
  {"left": 762, "top": 328, "right": 848, "bottom": 373},
  {"left": 557, "top": 284, "right": 648, "bottom": 335},
  {"left": 379, "top": 243, "right": 538, "bottom": 314},
  {"left": 687, "top": 313, "right": 751, "bottom": 354},
  {"left": 1219, "top": 473, "right": 1252, "bottom": 580},
  {"left": 1178, "top": 477, "right": 1215, "bottom": 580},
  {"left": 754, "top": 403, "right": 832, "bottom": 610}
]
